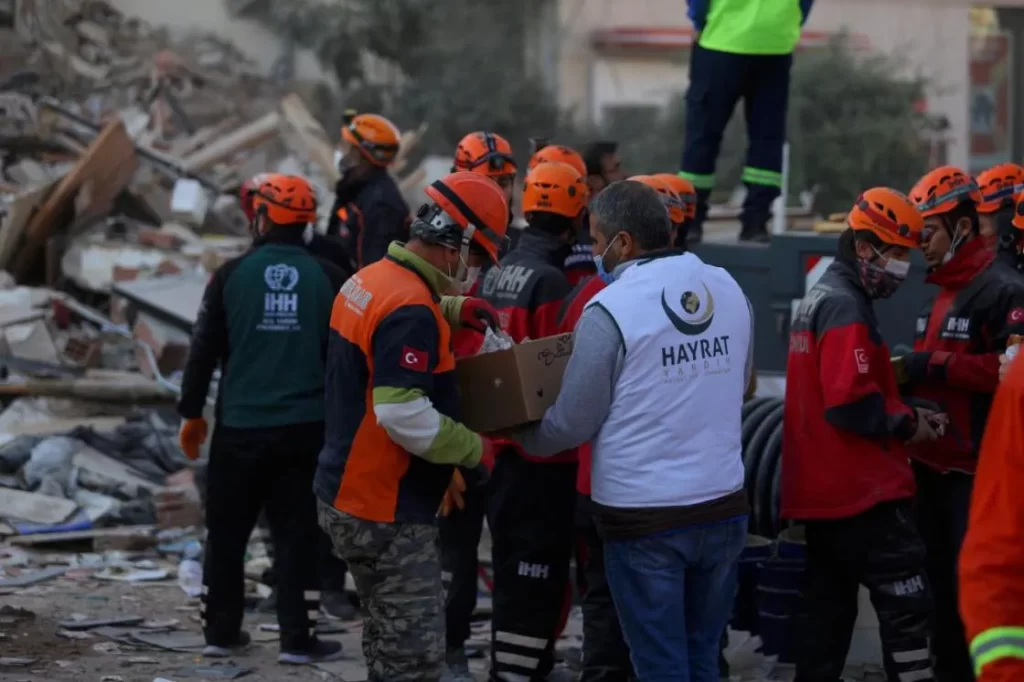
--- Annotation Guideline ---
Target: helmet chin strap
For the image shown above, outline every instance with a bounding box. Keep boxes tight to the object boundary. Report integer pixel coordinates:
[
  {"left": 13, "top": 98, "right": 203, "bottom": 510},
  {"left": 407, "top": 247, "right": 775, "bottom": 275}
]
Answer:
[{"left": 455, "top": 224, "right": 477, "bottom": 283}]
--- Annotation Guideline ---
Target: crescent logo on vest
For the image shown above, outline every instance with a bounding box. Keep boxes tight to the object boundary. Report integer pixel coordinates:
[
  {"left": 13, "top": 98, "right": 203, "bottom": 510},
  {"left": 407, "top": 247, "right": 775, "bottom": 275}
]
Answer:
[{"left": 661, "top": 282, "right": 715, "bottom": 336}]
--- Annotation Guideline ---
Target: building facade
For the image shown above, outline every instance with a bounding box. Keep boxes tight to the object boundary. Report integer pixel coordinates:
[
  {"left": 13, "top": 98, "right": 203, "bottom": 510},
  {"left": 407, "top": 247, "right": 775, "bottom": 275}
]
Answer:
[{"left": 548, "top": 0, "right": 1024, "bottom": 172}]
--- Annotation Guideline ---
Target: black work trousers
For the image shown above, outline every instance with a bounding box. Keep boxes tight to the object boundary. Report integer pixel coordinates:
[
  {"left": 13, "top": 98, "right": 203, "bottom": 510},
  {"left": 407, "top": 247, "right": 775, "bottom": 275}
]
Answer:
[
  {"left": 201, "top": 421, "right": 322, "bottom": 651},
  {"left": 488, "top": 452, "right": 577, "bottom": 682},
  {"left": 796, "top": 500, "right": 935, "bottom": 682},
  {"left": 576, "top": 494, "right": 635, "bottom": 682},
  {"left": 912, "top": 463, "right": 975, "bottom": 682},
  {"left": 439, "top": 469, "right": 489, "bottom": 651},
  {"left": 261, "top": 523, "right": 349, "bottom": 594},
  {"left": 681, "top": 44, "right": 792, "bottom": 237}
]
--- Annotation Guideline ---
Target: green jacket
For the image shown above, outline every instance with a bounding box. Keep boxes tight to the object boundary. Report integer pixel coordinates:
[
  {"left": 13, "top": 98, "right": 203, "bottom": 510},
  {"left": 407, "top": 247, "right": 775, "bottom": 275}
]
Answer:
[{"left": 178, "top": 228, "right": 350, "bottom": 429}]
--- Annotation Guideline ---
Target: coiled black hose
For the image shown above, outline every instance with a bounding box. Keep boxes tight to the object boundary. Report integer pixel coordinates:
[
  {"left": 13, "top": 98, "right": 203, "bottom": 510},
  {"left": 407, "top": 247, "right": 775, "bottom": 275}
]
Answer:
[{"left": 741, "top": 396, "right": 785, "bottom": 538}]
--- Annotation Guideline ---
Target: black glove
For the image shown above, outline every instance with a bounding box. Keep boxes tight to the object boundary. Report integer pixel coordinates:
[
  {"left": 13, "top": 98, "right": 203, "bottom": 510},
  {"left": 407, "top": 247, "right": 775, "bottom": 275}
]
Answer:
[{"left": 902, "top": 352, "right": 934, "bottom": 384}]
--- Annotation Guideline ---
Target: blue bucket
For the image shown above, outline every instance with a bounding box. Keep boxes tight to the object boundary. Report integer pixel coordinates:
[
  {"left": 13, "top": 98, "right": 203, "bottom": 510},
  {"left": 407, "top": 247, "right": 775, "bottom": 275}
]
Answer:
[
  {"left": 756, "top": 528, "right": 806, "bottom": 662},
  {"left": 731, "top": 535, "right": 774, "bottom": 635}
]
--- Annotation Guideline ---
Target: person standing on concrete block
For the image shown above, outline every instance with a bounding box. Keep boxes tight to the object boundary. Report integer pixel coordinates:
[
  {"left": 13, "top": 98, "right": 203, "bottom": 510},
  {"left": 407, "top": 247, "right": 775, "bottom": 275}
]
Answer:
[
  {"left": 960, "top": 353, "right": 1024, "bottom": 682},
  {"left": 177, "top": 174, "right": 349, "bottom": 665},
  {"left": 680, "top": 0, "right": 814, "bottom": 244},
  {"left": 326, "top": 111, "right": 410, "bottom": 271},
  {"left": 314, "top": 172, "right": 506, "bottom": 682},
  {"left": 477, "top": 161, "right": 588, "bottom": 682},
  {"left": 782, "top": 188, "right": 937, "bottom": 682},
  {"left": 514, "top": 180, "right": 754, "bottom": 681}
]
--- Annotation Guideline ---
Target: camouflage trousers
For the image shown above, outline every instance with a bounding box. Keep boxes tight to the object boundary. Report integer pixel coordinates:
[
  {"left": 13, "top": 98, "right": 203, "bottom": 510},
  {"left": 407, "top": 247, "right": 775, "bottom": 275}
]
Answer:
[{"left": 317, "top": 500, "right": 444, "bottom": 681}]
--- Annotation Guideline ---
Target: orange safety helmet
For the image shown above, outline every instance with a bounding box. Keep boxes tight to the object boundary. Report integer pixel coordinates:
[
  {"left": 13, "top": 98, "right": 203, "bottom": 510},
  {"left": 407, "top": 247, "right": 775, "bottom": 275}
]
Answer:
[
  {"left": 414, "top": 172, "right": 510, "bottom": 263},
  {"left": 629, "top": 174, "right": 686, "bottom": 225},
  {"left": 453, "top": 132, "right": 516, "bottom": 177},
  {"left": 654, "top": 173, "right": 697, "bottom": 221},
  {"left": 341, "top": 113, "right": 401, "bottom": 167},
  {"left": 909, "top": 166, "right": 982, "bottom": 218},
  {"left": 527, "top": 144, "right": 587, "bottom": 179},
  {"left": 248, "top": 173, "right": 319, "bottom": 225},
  {"left": 975, "top": 163, "right": 1024, "bottom": 214},
  {"left": 522, "top": 162, "right": 588, "bottom": 218},
  {"left": 847, "top": 187, "right": 923, "bottom": 249}
]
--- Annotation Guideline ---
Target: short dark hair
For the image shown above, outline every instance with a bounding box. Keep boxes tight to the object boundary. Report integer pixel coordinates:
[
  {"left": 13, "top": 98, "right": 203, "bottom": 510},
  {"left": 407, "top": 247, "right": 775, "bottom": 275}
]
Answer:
[
  {"left": 837, "top": 227, "right": 885, "bottom": 262},
  {"left": 589, "top": 180, "right": 670, "bottom": 250},
  {"left": 945, "top": 201, "right": 980, "bottom": 235},
  {"left": 583, "top": 141, "right": 618, "bottom": 176}
]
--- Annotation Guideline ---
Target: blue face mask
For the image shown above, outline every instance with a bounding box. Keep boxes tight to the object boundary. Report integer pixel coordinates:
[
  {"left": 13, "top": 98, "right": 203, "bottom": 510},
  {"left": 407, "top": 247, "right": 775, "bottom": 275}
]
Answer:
[{"left": 594, "top": 238, "right": 620, "bottom": 284}]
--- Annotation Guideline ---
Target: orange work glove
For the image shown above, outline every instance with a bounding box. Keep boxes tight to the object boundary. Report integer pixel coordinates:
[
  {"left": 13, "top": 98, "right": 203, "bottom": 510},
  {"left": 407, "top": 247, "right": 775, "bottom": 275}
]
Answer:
[
  {"left": 179, "top": 417, "right": 209, "bottom": 461},
  {"left": 438, "top": 469, "right": 467, "bottom": 518}
]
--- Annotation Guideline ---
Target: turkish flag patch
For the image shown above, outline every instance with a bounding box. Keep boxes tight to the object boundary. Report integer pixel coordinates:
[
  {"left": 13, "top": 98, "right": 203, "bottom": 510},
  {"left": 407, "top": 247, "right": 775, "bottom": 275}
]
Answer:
[
  {"left": 1009, "top": 307, "right": 1024, "bottom": 325},
  {"left": 399, "top": 346, "right": 429, "bottom": 372}
]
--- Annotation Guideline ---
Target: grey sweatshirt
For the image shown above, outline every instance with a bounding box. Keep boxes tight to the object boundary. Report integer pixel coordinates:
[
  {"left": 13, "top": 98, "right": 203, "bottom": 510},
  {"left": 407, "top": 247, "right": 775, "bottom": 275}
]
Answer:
[{"left": 513, "top": 259, "right": 755, "bottom": 457}]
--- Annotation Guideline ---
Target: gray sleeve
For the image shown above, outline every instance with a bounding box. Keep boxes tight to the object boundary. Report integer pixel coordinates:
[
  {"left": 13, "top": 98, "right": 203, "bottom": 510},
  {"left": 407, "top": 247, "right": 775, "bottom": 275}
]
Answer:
[
  {"left": 513, "top": 304, "right": 625, "bottom": 456},
  {"left": 744, "top": 297, "right": 755, "bottom": 390}
]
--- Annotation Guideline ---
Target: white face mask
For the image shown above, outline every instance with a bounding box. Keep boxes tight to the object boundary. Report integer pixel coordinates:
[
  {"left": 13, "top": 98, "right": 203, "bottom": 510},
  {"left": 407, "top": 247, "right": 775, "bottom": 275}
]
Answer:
[{"left": 458, "top": 266, "right": 482, "bottom": 294}]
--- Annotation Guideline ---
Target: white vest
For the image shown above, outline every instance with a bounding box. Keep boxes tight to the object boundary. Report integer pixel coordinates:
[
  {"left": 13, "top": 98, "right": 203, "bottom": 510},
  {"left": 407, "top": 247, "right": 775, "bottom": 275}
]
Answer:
[{"left": 586, "top": 252, "right": 750, "bottom": 509}]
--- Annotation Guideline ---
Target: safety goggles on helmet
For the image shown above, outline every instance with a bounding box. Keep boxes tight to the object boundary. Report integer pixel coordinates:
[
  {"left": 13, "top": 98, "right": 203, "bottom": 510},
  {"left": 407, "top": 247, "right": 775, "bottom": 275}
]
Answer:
[
  {"left": 466, "top": 151, "right": 517, "bottom": 175},
  {"left": 914, "top": 179, "right": 980, "bottom": 215},
  {"left": 412, "top": 202, "right": 508, "bottom": 258}
]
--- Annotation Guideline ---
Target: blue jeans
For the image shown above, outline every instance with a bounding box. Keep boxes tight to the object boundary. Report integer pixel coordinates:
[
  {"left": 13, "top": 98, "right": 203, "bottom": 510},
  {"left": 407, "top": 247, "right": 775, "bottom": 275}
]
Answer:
[{"left": 604, "top": 516, "right": 747, "bottom": 682}]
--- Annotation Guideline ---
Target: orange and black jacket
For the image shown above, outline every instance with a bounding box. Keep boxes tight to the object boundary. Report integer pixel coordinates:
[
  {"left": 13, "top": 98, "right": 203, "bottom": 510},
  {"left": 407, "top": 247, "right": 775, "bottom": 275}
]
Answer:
[
  {"left": 556, "top": 275, "right": 608, "bottom": 492},
  {"left": 325, "top": 167, "right": 410, "bottom": 272},
  {"left": 907, "top": 236, "right": 1024, "bottom": 473},
  {"left": 314, "top": 242, "right": 485, "bottom": 524},
  {"left": 960, "top": 354, "right": 1024, "bottom": 681},
  {"left": 781, "top": 260, "right": 917, "bottom": 520},
  {"left": 478, "top": 227, "right": 575, "bottom": 463}
]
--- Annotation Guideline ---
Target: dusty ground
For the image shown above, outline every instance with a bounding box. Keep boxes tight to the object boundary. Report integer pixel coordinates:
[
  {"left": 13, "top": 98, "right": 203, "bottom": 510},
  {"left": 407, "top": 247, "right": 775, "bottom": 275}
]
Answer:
[{"left": 0, "top": 564, "right": 883, "bottom": 682}]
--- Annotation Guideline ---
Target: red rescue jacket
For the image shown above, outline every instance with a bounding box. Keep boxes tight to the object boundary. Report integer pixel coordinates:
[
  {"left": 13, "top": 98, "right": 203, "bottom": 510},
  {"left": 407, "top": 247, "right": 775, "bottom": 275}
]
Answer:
[
  {"left": 959, "top": 354, "right": 1024, "bottom": 681},
  {"left": 909, "top": 236, "right": 1024, "bottom": 473},
  {"left": 479, "top": 227, "right": 575, "bottom": 463},
  {"left": 556, "top": 275, "right": 608, "bottom": 494},
  {"left": 782, "top": 260, "right": 917, "bottom": 520}
]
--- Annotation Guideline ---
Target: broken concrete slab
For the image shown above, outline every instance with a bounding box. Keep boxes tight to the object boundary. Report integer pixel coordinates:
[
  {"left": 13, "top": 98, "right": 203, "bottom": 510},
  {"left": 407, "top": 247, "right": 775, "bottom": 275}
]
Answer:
[{"left": 0, "top": 486, "right": 77, "bottom": 524}]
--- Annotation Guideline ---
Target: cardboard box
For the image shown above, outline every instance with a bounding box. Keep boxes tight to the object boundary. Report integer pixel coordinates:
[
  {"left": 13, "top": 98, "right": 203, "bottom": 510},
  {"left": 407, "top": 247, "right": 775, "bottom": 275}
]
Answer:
[{"left": 456, "top": 334, "right": 574, "bottom": 433}]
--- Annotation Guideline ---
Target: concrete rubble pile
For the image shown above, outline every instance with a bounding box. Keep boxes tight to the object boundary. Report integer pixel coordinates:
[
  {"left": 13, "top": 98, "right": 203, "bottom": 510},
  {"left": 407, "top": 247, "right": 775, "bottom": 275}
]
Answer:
[{"left": 0, "top": 0, "right": 420, "bottom": 590}]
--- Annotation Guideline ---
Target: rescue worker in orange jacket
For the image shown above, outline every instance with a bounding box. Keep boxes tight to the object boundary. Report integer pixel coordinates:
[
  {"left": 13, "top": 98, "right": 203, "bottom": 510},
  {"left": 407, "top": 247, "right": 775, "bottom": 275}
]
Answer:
[
  {"left": 441, "top": 131, "right": 517, "bottom": 680},
  {"left": 478, "top": 161, "right": 588, "bottom": 681},
  {"left": 782, "top": 188, "right": 938, "bottom": 682},
  {"left": 528, "top": 144, "right": 595, "bottom": 287},
  {"left": 960, "top": 352, "right": 1024, "bottom": 682},
  {"left": 325, "top": 112, "right": 410, "bottom": 271},
  {"left": 314, "top": 171, "right": 509, "bottom": 682},
  {"left": 904, "top": 166, "right": 1024, "bottom": 681}
]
